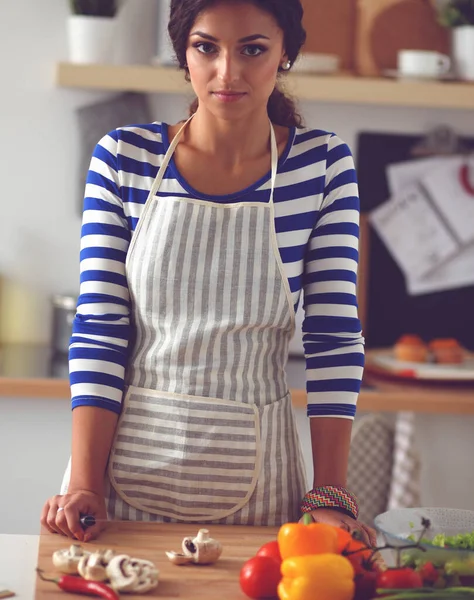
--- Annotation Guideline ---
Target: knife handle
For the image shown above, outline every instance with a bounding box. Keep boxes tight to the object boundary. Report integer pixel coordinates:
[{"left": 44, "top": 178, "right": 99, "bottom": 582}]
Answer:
[{"left": 79, "top": 515, "right": 96, "bottom": 530}]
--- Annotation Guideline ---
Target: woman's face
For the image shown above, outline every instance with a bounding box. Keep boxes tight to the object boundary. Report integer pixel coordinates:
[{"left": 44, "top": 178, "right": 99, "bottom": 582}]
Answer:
[{"left": 185, "top": 2, "right": 287, "bottom": 120}]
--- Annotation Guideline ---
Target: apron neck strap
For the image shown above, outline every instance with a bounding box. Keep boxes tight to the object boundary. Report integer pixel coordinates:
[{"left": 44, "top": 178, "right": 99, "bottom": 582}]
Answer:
[
  {"left": 268, "top": 122, "right": 278, "bottom": 206},
  {"left": 151, "top": 115, "right": 278, "bottom": 204},
  {"left": 149, "top": 115, "right": 194, "bottom": 201}
]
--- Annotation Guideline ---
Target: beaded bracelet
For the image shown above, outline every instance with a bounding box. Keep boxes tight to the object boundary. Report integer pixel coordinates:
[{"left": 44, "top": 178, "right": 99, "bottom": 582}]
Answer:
[{"left": 301, "top": 486, "right": 359, "bottom": 520}]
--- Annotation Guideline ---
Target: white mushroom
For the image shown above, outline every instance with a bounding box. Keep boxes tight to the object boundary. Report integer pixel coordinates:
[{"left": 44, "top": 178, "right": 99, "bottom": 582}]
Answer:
[
  {"left": 165, "top": 551, "right": 193, "bottom": 566},
  {"left": 106, "top": 555, "right": 140, "bottom": 592},
  {"left": 77, "top": 550, "right": 110, "bottom": 582},
  {"left": 102, "top": 549, "right": 116, "bottom": 565},
  {"left": 182, "top": 529, "right": 222, "bottom": 565},
  {"left": 129, "top": 558, "right": 159, "bottom": 580},
  {"left": 106, "top": 555, "right": 159, "bottom": 593},
  {"left": 52, "top": 544, "right": 90, "bottom": 574}
]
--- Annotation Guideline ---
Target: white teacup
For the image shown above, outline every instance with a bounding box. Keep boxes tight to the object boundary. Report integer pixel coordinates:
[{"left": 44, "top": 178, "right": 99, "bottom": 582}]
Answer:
[{"left": 397, "top": 49, "right": 451, "bottom": 78}]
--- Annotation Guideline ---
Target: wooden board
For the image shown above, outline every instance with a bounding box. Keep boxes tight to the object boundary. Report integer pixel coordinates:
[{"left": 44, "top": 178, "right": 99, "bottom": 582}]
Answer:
[
  {"left": 35, "top": 522, "right": 278, "bottom": 599},
  {"left": 300, "top": 0, "right": 357, "bottom": 71},
  {"left": 355, "top": 0, "right": 450, "bottom": 76}
]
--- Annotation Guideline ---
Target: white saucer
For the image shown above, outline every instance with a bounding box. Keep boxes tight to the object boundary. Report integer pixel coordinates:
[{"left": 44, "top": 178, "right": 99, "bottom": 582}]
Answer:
[
  {"left": 383, "top": 69, "right": 456, "bottom": 81},
  {"left": 292, "top": 53, "right": 340, "bottom": 75}
]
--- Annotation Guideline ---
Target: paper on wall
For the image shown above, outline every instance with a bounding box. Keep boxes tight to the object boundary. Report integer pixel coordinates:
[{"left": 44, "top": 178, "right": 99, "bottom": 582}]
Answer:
[
  {"left": 422, "top": 160, "right": 474, "bottom": 246},
  {"left": 369, "top": 183, "right": 460, "bottom": 281},
  {"left": 387, "top": 156, "right": 459, "bottom": 196},
  {"left": 384, "top": 157, "right": 474, "bottom": 295}
]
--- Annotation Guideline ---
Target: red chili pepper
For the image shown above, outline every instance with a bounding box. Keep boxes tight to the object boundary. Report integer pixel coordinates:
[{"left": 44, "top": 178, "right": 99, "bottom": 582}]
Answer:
[{"left": 37, "top": 569, "right": 119, "bottom": 600}]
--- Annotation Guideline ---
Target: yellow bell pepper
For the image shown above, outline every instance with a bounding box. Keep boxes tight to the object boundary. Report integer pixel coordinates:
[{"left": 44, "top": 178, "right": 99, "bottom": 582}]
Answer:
[
  {"left": 277, "top": 521, "right": 338, "bottom": 560},
  {"left": 278, "top": 553, "right": 355, "bottom": 600}
]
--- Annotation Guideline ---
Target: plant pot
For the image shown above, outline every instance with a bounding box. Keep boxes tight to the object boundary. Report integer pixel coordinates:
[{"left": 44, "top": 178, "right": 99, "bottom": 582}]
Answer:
[
  {"left": 452, "top": 25, "right": 474, "bottom": 81},
  {"left": 67, "top": 15, "right": 117, "bottom": 64}
]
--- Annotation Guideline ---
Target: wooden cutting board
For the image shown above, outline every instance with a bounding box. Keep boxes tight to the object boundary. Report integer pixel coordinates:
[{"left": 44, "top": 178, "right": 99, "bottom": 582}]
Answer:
[
  {"left": 300, "top": 0, "right": 357, "bottom": 71},
  {"left": 35, "top": 522, "right": 279, "bottom": 599},
  {"left": 355, "top": 0, "right": 450, "bottom": 76}
]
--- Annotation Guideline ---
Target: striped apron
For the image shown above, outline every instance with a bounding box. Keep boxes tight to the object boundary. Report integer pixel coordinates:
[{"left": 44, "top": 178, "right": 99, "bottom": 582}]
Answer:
[{"left": 103, "top": 117, "right": 307, "bottom": 525}]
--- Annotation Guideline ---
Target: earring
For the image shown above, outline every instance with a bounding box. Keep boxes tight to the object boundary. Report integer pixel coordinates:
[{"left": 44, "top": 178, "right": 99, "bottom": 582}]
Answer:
[{"left": 281, "top": 60, "right": 291, "bottom": 71}]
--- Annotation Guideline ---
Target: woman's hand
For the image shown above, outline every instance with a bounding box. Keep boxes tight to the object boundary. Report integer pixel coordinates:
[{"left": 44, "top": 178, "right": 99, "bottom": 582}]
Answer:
[
  {"left": 300, "top": 508, "right": 377, "bottom": 547},
  {"left": 40, "top": 489, "right": 107, "bottom": 543}
]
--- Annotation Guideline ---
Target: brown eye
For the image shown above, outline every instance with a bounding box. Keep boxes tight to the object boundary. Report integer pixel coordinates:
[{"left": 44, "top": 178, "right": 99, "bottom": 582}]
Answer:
[
  {"left": 242, "top": 45, "right": 266, "bottom": 57},
  {"left": 193, "top": 42, "right": 217, "bottom": 55}
]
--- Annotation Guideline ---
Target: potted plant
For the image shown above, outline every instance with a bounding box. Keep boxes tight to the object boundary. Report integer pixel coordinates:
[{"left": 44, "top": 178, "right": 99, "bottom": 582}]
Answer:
[
  {"left": 438, "top": 0, "right": 474, "bottom": 80},
  {"left": 67, "top": 0, "right": 119, "bottom": 64}
]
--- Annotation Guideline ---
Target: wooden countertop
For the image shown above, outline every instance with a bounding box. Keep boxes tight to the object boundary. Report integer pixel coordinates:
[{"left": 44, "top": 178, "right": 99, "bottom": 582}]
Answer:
[
  {"left": 1, "top": 344, "right": 473, "bottom": 414},
  {"left": 36, "top": 522, "right": 278, "bottom": 599}
]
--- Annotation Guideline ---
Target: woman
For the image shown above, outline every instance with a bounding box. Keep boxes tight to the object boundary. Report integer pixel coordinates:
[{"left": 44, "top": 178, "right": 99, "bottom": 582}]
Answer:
[{"left": 42, "top": 0, "right": 374, "bottom": 544}]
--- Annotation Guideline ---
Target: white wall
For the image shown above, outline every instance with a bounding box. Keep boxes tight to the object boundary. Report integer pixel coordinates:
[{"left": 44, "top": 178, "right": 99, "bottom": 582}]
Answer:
[
  {"left": 0, "top": 398, "right": 72, "bottom": 534},
  {"left": 1, "top": 0, "right": 473, "bottom": 534}
]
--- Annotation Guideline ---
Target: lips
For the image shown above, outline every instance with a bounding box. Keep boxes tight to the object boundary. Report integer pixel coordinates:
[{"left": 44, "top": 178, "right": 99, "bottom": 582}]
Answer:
[{"left": 212, "top": 91, "right": 247, "bottom": 103}]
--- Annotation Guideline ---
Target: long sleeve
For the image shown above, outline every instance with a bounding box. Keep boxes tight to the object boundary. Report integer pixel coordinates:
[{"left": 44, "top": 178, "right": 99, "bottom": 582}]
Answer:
[
  {"left": 69, "top": 130, "right": 132, "bottom": 414},
  {"left": 302, "top": 134, "right": 365, "bottom": 419}
]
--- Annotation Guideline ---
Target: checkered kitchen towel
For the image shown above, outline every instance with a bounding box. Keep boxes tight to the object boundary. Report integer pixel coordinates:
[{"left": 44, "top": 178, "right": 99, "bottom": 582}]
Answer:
[
  {"left": 387, "top": 411, "right": 421, "bottom": 510},
  {"left": 348, "top": 411, "right": 421, "bottom": 525},
  {"left": 347, "top": 413, "right": 395, "bottom": 525}
]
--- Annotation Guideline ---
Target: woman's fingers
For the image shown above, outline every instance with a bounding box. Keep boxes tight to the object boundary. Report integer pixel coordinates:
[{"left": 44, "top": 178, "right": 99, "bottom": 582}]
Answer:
[
  {"left": 63, "top": 504, "right": 86, "bottom": 542},
  {"left": 363, "top": 523, "right": 378, "bottom": 547},
  {"left": 56, "top": 503, "right": 82, "bottom": 541},
  {"left": 40, "top": 499, "right": 57, "bottom": 534},
  {"left": 44, "top": 497, "right": 63, "bottom": 535},
  {"left": 83, "top": 520, "right": 106, "bottom": 543},
  {"left": 40, "top": 492, "right": 106, "bottom": 541}
]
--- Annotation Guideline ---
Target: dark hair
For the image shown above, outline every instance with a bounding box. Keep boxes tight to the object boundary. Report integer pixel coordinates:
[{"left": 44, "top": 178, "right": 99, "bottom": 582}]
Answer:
[{"left": 168, "top": 0, "right": 306, "bottom": 128}]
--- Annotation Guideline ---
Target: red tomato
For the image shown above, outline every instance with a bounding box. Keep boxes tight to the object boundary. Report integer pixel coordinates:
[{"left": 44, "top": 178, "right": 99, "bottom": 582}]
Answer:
[
  {"left": 256, "top": 541, "right": 282, "bottom": 565},
  {"left": 419, "top": 562, "right": 439, "bottom": 586},
  {"left": 239, "top": 555, "right": 281, "bottom": 599},
  {"left": 354, "top": 571, "right": 378, "bottom": 600},
  {"left": 377, "top": 567, "right": 423, "bottom": 589}
]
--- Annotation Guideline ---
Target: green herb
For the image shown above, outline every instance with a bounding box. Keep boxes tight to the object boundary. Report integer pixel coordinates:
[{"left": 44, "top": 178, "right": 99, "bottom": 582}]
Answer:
[
  {"left": 438, "top": 0, "right": 474, "bottom": 27},
  {"left": 69, "top": 0, "right": 117, "bottom": 17},
  {"left": 416, "top": 531, "right": 474, "bottom": 550},
  {"left": 378, "top": 587, "right": 474, "bottom": 599}
]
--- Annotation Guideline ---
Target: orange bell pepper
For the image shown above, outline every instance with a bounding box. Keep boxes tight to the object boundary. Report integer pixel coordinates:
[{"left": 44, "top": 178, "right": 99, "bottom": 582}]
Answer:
[
  {"left": 277, "top": 520, "right": 338, "bottom": 561},
  {"left": 278, "top": 553, "right": 355, "bottom": 600}
]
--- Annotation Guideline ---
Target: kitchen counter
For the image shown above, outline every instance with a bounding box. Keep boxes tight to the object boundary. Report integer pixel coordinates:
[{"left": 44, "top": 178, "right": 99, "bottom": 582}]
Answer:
[
  {"left": 0, "top": 534, "right": 39, "bottom": 599},
  {"left": 1, "top": 344, "right": 473, "bottom": 414},
  {"left": 2, "top": 528, "right": 394, "bottom": 600}
]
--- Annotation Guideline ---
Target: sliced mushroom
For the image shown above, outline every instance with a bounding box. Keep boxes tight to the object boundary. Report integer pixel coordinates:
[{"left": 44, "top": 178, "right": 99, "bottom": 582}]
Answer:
[
  {"left": 106, "top": 555, "right": 159, "bottom": 593},
  {"left": 132, "top": 566, "right": 159, "bottom": 594},
  {"left": 129, "top": 558, "right": 159, "bottom": 580},
  {"left": 106, "top": 555, "right": 140, "bottom": 592},
  {"left": 77, "top": 550, "right": 110, "bottom": 582},
  {"left": 181, "top": 529, "right": 222, "bottom": 565},
  {"left": 165, "top": 551, "right": 193, "bottom": 566},
  {"left": 102, "top": 549, "right": 116, "bottom": 565},
  {"left": 52, "top": 544, "right": 90, "bottom": 574}
]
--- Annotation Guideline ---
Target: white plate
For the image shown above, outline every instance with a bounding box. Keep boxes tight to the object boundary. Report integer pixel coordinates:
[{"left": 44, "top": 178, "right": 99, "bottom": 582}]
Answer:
[
  {"left": 367, "top": 349, "right": 474, "bottom": 381},
  {"left": 382, "top": 69, "right": 457, "bottom": 81}
]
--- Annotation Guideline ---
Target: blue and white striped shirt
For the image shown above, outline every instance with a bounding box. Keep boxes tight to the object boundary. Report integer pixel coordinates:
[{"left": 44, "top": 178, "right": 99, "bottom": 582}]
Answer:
[{"left": 70, "top": 122, "right": 365, "bottom": 419}]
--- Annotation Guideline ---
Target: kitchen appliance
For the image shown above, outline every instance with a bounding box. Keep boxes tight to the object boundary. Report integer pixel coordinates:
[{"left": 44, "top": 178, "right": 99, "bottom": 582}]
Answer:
[{"left": 51, "top": 295, "right": 77, "bottom": 355}]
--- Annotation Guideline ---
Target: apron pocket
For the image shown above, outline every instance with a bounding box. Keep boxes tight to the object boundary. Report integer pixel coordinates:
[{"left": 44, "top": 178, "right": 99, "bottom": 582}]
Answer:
[{"left": 108, "top": 386, "right": 262, "bottom": 521}]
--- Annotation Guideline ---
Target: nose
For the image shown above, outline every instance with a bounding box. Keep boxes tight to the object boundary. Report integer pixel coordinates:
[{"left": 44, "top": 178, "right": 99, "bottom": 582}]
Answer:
[{"left": 217, "top": 51, "right": 240, "bottom": 86}]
